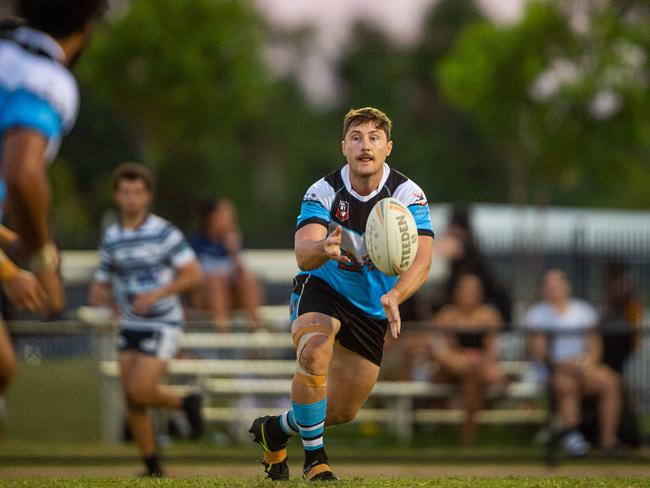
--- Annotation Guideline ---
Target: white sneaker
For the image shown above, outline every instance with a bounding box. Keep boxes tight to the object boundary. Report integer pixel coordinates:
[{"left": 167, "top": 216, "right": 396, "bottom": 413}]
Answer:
[{"left": 561, "top": 430, "right": 590, "bottom": 457}]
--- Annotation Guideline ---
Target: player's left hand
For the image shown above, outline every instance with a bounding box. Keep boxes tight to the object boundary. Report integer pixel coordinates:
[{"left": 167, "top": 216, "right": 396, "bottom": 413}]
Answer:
[
  {"left": 132, "top": 290, "right": 162, "bottom": 315},
  {"left": 381, "top": 291, "right": 401, "bottom": 339}
]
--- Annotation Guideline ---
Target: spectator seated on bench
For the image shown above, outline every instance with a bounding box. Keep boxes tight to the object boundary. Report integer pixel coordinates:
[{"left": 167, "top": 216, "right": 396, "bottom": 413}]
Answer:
[
  {"left": 400, "top": 273, "right": 506, "bottom": 447},
  {"left": 188, "top": 198, "right": 263, "bottom": 331},
  {"left": 523, "top": 269, "right": 624, "bottom": 458}
]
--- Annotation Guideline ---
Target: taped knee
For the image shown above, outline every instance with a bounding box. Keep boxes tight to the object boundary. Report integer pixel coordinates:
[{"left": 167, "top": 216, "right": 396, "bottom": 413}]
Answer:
[
  {"left": 293, "top": 323, "right": 335, "bottom": 360},
  {"left": 294, "top": 370, "right": 327, "bottom": 388}
]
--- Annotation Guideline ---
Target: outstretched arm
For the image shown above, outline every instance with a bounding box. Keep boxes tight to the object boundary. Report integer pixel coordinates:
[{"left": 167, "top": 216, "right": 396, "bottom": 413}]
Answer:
[{"left": 295, "top": 224, "right": 351, "bottom": 271}]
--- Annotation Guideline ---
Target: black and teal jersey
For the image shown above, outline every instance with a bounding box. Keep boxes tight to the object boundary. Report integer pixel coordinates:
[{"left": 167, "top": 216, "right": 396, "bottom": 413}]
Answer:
[{"left": 295, "top": 163, "right": 434, "bottom": 319}]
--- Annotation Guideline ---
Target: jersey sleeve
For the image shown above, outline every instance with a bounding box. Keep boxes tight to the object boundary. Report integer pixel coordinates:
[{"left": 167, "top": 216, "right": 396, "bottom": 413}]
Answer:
[
  {"left": 93, "top": 235, "right": 113, "bottom": 283},
  {"left": 162, "top": 226, "right": 197, "bottom": 268},
  {"left": 296, "top": 178, "right": 333, "bottom": 230},
  {"left": 393, "top": 180, "right": 434, "bottom": 238},
  {"left": 0, "top": 89, "right": 63, "bottom": 141}
]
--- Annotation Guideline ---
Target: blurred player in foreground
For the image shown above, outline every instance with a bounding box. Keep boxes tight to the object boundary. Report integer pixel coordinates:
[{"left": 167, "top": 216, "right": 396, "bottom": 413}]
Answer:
[
  {"left": 89, "top": 163, "right": 204, "bottom": 477},
  {"left": 0, "top": 0, "right": 106, "bottom": 391},
  {"left": 250, "top": 107, "right": 434, "bottom": 480}
]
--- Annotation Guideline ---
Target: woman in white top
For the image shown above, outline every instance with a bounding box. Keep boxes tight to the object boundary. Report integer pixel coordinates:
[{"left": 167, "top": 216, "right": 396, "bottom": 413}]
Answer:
[{"left": 524, "top": 269, "right": 622, "bottom": 456}]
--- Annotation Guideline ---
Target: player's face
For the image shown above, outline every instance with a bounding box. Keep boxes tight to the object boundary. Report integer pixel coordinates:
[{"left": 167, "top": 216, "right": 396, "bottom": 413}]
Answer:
[
  {"left": 114, "top": 179, "right": 152, "bottom": 216},
  {"left": 342, "top": 122, "right": 393, "bottom": 179}
]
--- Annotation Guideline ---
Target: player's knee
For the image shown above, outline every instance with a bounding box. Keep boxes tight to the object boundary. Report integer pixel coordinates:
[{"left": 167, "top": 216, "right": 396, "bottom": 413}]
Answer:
[
  {"left": 327, "top": 407, "right": 358, "bottom": 426},
  {"left": 124, "top": 383, "right": 153, "bottom": 408},
  {"left": 298, "top": 335, "right": 332, "bottom": 374}
]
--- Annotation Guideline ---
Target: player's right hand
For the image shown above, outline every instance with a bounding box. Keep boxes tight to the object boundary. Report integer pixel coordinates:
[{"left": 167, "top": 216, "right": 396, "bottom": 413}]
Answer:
[
  {"left": 2, "top": 269, "right": 47, "bottom": 314},
  {"left": 323, "top": 226, "right": 351, "bottom": 264},
  {"left": 89, "top": 282, "right": 112, "bottom": 307}
]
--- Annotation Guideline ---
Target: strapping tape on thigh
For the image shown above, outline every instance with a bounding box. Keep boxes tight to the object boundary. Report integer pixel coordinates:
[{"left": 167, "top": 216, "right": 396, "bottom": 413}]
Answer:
[{"left": 294, "top": 370, "right": 327, "bottom": 387}]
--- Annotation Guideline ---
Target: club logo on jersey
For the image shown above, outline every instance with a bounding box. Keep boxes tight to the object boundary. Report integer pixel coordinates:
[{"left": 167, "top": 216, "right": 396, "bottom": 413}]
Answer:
[
  {"left": 412, "top": 192, "right": 427, "bottom": 206},
  {"left": 336, "top": 200, "right": 350, "bottom": 222}
]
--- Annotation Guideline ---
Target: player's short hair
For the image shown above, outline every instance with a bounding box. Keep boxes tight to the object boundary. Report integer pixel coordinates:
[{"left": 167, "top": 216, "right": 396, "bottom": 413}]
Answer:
[
  {"left": 343, "top": 107, "right": 392, "bottom": 141},
  {"left": 111, "top": 162, "right": 155, "bottom": 193},
  {"left": 15, "top": 0, "right": 107, "bottom": 39}
]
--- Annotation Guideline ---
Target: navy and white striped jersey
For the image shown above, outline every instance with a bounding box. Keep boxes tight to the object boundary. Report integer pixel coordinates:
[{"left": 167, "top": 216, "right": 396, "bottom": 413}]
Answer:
[
  {"left": 295, "top": 163, "right": 434, "bottom": 319},
  {"left": 94, "top": 214, "right": 197, "bottom": 330}
]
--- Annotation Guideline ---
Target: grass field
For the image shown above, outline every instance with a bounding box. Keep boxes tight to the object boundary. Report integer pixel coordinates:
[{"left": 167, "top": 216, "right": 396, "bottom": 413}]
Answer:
[{"left": 0, "top": 478, "right": 649, "bottom": 487}]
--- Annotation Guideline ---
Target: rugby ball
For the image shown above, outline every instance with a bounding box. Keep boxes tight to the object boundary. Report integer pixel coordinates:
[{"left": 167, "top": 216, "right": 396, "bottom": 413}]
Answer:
[{"left": 365, "top": 198, "right": 419, "bottom": 275}]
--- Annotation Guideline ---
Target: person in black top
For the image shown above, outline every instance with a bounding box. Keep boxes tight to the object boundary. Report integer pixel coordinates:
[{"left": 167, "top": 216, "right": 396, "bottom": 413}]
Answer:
[{"left": 432, "top": 273, "right": 505, "bottom": 447}]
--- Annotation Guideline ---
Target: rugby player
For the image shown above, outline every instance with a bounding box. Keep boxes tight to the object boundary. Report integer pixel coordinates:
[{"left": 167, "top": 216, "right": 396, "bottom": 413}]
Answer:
[
  {"left": 89, "top": 163, "right": 204, "bottom": 477},
  {"left": 0, "top": 0, "right": 106, "bottom": 391},
  {"left": 250, "top": 107, "right": 434, "bottom": 480}
]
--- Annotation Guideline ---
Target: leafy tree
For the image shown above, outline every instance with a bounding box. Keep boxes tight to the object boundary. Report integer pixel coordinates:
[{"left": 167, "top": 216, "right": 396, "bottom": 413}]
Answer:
[
  {"left": 438, "top": 0, "right": 650, "bottom": 206},
  {"left": 74, "top": 0, "right": 270, "bottom": 236}
]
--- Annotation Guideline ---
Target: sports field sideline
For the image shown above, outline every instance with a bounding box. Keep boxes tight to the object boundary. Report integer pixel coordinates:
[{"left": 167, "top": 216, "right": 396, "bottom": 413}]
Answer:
[{"left": 0, "top": 475, "right": 649, "bottom": 487}]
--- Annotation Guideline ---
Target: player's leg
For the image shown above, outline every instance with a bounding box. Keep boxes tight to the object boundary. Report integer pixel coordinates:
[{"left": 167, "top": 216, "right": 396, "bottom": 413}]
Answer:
[
  {"left": 119, "top": 350, "right": 163, "bottom": 477},
  {"left": 290, "top": 312, "right": 339, "bottom": 480},
  {"left": 0, "top": 321, "right": 16, "bottom": 394},
  {"left": 325, "top": 342, "right": 380, "bottom": 425},
  {"left": 125, "top": 328, "right": 204, "bottom": 438},
  {"left": 250, "top": 312, "right": 339, "bottom": 481}
]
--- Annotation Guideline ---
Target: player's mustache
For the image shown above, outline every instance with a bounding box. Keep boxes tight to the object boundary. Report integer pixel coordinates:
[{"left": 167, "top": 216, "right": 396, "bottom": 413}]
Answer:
[{"left": 356, "top": 153, "right": 374, "bottom": 160}]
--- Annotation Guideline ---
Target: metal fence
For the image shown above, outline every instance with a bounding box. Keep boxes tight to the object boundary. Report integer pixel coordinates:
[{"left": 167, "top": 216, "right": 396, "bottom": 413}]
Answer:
[{"left": 3, "top": 320, "right": 649, "bottom": 448}]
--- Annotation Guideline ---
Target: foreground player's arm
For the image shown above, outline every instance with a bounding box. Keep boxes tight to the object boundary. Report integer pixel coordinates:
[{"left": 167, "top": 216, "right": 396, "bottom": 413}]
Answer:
[
  {"left": 381, "top": 235, "right": 434, "bottom": 339},
  {"left": 295, "top": 224, "right": 351, "bottom": 271},
  {"left": 2, "top": 129, "right": 63, "bottom": 314},
  {"left": 0, "top": 225, "right": 19, "bottom": 253},
  {"left": 2, "top": 129, "right": 51, "bottom": 254},
  {"left": 132, "top": 259, "right": 203, "bottom": 314},
  {"left": 0, "top": 249, "right": 47, "bottom": 313}
]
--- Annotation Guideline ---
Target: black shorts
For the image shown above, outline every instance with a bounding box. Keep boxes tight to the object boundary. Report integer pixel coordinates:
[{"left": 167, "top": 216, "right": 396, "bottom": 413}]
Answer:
[{"left": 289, "top": 274, "right": 388, "bottom": 366}]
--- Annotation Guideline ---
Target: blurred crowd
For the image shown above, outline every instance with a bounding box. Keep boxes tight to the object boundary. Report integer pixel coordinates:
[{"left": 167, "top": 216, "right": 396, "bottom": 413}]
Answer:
[
  {"left": 87, "top": 198, "right": 646, "bottom": 455},
  {"left": 385, "top": 206, "right": 644, "bottom": 454}
]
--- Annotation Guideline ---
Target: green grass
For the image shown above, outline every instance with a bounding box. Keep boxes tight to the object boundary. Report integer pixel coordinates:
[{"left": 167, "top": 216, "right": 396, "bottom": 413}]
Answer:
[
  {"left": 0, "top": 478, "right": 648, "bottom": 487},
  {"left": 4, "top": 358, "right": 101, "bottom": 443}
]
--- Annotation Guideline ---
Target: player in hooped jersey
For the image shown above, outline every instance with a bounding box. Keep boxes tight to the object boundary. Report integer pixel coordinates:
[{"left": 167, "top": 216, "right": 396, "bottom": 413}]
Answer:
[
  {"left": 0, "top": 0, "right": 106, "bottom": 393},
  {"left": 250, "top": 107, "right": 434, "bottom": 480},
  {"left": 89, "top": 163, "right": 204, "bottom": 477}
]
